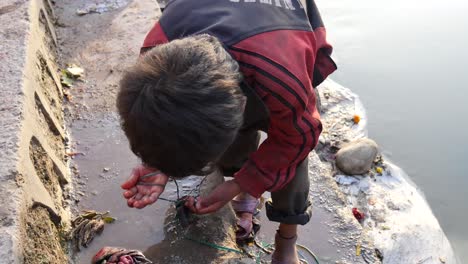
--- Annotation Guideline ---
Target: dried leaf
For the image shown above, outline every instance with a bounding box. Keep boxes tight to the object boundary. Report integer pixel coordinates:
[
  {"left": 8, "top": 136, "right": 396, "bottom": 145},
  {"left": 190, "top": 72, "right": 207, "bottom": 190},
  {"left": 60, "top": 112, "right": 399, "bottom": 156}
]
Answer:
[
  {"left": 61, "top": 70, "right": 74, "bottom": 87},
  {"left": 356, "top": 243, "right": 361, "bottom": 256},
  {"left": 82, "top": 212, "right": 98, "bottom": 220},
  {"left": 66, "top": 151, "right": 84, "bottom": 157},
  {"left": 103, "top": 216, "right": 116, "bottom": 224},
  {"left": 71, "top": 211, "right": 115, "bottom": 251},
  {"left": 63, "top": 89, "right": 73, "bottom": 101},
  {"left": 67, "top": 65, "right": 84, "bottom": 77}
]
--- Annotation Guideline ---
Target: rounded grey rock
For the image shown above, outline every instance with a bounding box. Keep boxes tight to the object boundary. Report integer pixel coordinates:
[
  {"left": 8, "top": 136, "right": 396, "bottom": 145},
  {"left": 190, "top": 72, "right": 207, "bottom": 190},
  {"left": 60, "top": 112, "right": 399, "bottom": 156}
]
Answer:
[{"left": 335, "top": 138, "right": 379, "bottom": 175}]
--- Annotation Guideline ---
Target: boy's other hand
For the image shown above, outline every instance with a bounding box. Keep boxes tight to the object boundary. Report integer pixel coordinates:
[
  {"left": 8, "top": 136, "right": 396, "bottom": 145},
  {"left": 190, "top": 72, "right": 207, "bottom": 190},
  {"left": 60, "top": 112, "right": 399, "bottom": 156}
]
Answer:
[
  {"left": 121, "top": 164, "right": 169, "bottom": 209},
  {"left": 185, "top": 179, "right": 241, "bottom": 214}
]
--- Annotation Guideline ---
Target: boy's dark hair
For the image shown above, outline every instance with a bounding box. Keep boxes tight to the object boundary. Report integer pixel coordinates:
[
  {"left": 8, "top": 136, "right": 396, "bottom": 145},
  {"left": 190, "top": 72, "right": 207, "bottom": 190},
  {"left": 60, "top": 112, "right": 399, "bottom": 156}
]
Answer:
[{"left": 117, "top": 35, "right": 245, "bottom": 178}]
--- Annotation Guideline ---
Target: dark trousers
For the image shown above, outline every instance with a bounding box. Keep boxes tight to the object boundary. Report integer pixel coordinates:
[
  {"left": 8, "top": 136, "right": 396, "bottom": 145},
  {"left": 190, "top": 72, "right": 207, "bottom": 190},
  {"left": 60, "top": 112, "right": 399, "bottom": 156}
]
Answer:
[{"left": 217, "top": 130, "right": 312, "bottom": 225}]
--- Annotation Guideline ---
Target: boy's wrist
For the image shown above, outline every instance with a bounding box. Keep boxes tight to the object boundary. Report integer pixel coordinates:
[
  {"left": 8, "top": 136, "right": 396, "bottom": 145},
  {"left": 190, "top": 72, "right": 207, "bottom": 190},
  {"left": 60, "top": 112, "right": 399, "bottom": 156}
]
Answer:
[{"left": 230, "top": 179, "right": 242, "bottom": 195}]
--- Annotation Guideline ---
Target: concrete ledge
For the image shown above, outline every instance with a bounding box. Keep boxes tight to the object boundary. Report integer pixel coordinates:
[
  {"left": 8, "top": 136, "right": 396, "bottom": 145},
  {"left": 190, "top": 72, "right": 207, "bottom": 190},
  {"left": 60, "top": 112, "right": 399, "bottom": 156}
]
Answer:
[{"left": 0, "top": 0, "right": 71, "bottom": 262}]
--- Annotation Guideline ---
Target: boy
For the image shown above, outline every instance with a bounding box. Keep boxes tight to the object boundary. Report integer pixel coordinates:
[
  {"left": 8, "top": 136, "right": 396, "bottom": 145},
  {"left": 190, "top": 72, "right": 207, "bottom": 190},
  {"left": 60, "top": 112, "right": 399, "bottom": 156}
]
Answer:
[{"left": 118, "top": 0, "right": 336, "bottom": 263}]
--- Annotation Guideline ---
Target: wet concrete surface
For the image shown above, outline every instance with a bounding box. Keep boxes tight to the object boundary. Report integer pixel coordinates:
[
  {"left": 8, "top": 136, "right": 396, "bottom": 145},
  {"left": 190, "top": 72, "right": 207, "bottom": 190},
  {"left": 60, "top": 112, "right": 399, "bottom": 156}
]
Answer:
[
  {"left": 258, "top": 204, "right": 341, "bottom": 263},
  {"left": 69, "top": 114, "right": 168, "bottom": 263}
]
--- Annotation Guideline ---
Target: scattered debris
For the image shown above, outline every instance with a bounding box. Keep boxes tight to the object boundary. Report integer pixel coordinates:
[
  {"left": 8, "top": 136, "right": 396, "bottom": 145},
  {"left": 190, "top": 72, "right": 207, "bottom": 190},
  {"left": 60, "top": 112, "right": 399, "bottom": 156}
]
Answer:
[
  {"left": 356, "top": 243, "right": 361, "bottom": 256},
  {"left": 353, "top": 114, "right": 361, "bottom": 124},
  {"left": 60, "top": 70, "right": 74, "bottom": 87},
  {"left": 92, "top": 247, "right": 152, "bottom": 264},
  {"left": 335, "top": 175, "right": 359, "bottom": 186},
  {"left": 63, "top": 89, "right": 73, "bottom": 101},
  {"left": 352, "top": 208, "right": 365, "bottom": 221},
  {"left": 375, "top": 166, "right": 384, "bottom": 174},
  {"left": 76, "top": 0, "right": 129, "bottom": 16},
  {"left": 60, "top": 64, "right": 84, "bottom": 87},
  {"left": 66, "top": 151, "right": 84, "bottom": 157},
  {"left": 70, "top": 210, "right": 116, "bottom": 251},
  {"left": 417, "top": 256, "right": 433, "bottom": 264},
  {"left": 66, "top": 65, "right": 84, "bottom": 77},
  {"left": 375, "top": 248, "right": 384, "bottom": 261}
]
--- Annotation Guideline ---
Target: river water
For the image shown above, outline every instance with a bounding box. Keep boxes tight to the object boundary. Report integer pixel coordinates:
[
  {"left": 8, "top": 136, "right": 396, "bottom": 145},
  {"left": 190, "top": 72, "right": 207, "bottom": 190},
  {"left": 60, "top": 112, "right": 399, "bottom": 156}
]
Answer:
[{"left": 317, "top": 0, "right": 468, "bottom": 261}]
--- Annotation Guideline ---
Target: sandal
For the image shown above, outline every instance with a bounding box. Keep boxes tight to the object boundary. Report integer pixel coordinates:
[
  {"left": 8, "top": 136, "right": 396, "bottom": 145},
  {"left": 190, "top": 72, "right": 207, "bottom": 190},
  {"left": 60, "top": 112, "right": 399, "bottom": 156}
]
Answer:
[{"left": 231, "top": 198, "right": 261, "bottom": 243}]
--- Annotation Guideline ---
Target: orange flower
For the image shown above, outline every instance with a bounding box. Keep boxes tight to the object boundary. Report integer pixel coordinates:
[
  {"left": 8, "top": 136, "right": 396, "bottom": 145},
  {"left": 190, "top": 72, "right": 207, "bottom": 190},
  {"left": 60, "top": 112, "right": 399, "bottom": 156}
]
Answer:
[{"left": 353, "top": 115, "right": 361, "bottom": 124}]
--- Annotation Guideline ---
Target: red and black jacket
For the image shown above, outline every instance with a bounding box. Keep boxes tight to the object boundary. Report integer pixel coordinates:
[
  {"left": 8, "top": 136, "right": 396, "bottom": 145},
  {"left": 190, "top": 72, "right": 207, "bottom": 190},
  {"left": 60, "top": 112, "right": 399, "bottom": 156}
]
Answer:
[{"left": 141, "top": 0, "right": 337, "bottom": 198}]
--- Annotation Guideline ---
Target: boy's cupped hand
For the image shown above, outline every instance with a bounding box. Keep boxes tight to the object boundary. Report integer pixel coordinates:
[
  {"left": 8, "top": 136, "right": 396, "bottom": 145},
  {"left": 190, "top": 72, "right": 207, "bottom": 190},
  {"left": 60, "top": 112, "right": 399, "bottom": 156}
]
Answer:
[
  {"left": 121, "top": 164, "right": 169, "bottom": 209},
  {"left": 185, "top": 179, "right": 241, "bottom": 214}
]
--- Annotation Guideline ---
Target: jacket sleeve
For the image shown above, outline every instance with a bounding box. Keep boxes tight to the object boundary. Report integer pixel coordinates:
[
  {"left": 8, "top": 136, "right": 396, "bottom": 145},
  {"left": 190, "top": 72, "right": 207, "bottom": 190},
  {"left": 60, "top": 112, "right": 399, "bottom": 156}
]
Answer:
[
  {"left": 230, "top": 29, "right": 334, "bottom": 198},
  {"left": 140, "top": 22, "right": 169, "bottom": 55},
  {"left": 233, "top": 76, "right": 322, "bottom": 198}
]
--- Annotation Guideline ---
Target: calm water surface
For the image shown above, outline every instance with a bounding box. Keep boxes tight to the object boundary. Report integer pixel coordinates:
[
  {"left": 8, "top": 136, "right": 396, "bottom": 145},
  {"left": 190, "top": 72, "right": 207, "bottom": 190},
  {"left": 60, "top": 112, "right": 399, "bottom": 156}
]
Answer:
[{"left": 317, "top": 0, "right": 468, "bottom": 261}]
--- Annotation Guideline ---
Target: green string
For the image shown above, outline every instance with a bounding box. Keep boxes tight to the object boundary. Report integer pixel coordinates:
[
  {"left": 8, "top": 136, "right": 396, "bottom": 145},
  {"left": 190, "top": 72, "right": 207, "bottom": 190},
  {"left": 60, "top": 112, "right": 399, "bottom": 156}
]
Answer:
[
  {"left": 296, "top": 244, "right": 320, "bottom": 264},
  {"left": 159, "top": 180, "right": 320, "bottom": 264},
  {"left": 158, "top": 197, "right": 178, "bottom": 203},
  {"left": 184, "top": 235, "right": 245, "bottom": 255}
]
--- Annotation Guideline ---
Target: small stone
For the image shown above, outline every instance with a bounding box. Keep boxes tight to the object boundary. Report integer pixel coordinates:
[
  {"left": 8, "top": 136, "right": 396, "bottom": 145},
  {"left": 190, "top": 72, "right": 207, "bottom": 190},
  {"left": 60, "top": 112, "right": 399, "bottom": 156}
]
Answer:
[
  {"left": 335, "top": 138, "right": 379, "bottom": 175},
  {"left": 370, "top": 206, "right": 387, "bottom": 223},
  {"left": 387, "top": 200, "right": 400, "bottom": 211},
  {"left": 103, "top": 167, "right": 110, "bottom": 172},
  {"left": 368, "top": 197, "right": 377, "bottom": 205}
]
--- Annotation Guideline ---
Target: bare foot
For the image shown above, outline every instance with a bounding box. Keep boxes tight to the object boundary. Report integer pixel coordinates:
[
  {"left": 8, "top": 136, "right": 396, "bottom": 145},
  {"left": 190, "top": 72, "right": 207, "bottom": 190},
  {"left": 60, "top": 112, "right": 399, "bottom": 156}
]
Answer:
[{"left": 271, "top": 231, "right": 300, "bottom": 264}]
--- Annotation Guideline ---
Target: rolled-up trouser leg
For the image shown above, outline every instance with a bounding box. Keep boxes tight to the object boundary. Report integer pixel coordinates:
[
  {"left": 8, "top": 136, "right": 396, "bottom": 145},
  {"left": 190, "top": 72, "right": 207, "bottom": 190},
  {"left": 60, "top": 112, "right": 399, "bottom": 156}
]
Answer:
[{"left": 266, "top": 158, "right": 312, "bottom": 225}]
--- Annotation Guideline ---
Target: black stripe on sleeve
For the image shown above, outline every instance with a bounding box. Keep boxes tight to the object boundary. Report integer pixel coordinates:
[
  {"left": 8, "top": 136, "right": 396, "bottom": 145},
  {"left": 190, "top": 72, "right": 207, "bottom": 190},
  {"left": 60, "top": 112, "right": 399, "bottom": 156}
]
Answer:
[
  {"left": 301, "top": 116, "right": 317, "bottom": 150},
  {"left": 230, "top": 47, "right": 309, "bottom": 97},
  {"left": 238, "top": 62, "right": 306, "bottom": 109},
  {"left": 253, "top": 80, "right": 306, "bottom": 190}
]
